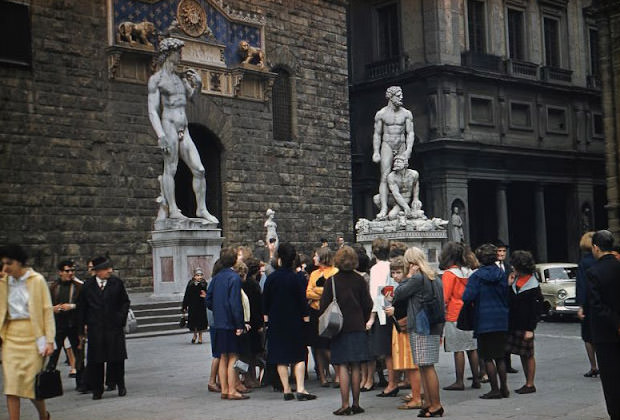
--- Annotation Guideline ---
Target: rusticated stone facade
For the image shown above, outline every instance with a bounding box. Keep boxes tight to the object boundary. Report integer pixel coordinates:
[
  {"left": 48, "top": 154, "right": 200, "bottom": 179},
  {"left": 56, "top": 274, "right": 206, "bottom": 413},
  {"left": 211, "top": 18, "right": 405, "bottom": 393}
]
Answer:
[{"left": 0, "top": 0, "right": 351, "bottom": 288}]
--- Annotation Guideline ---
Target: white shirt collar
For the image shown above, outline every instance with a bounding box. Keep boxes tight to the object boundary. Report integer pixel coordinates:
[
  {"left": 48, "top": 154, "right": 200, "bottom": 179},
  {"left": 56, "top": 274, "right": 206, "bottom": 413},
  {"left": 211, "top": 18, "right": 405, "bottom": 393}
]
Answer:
[{"left": 9, "top": 269, "right": 31, "bottom": 283}]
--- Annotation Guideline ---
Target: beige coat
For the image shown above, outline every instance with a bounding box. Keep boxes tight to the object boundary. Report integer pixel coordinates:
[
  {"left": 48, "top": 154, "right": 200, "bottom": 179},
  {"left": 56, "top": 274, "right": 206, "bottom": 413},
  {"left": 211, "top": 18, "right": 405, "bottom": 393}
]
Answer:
[{"left": 0, "top": 270, "right": 55, "bottom": 344}]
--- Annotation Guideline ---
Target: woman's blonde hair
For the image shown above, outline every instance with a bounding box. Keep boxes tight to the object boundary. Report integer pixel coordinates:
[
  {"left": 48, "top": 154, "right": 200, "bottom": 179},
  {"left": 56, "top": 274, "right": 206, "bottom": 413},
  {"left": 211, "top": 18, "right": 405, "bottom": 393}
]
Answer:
[
  {"left": 403, "top": 247, "right": 436, "bottom": 280},
  {"left": 579, "top": 231, "right": 595, "bottom": 252}
]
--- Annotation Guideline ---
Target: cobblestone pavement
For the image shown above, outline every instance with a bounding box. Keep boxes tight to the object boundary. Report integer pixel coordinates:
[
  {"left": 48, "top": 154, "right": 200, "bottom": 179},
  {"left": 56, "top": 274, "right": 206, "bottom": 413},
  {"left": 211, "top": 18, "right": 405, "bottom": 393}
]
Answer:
[{"left": 0, "top": 319, "right": 609, "bottom": 420}]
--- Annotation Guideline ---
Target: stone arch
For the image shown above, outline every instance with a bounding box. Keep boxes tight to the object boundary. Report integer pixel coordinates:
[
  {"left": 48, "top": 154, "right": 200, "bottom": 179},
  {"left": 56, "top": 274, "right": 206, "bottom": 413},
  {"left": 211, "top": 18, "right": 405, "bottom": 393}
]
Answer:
[{"left": 183, "top": 95, "right": 232, "bottom": 233}]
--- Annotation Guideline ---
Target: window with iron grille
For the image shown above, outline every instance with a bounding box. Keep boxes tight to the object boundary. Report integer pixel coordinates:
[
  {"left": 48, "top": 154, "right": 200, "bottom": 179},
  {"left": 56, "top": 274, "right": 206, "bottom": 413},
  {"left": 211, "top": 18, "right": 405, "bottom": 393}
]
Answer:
[
  {"left": 272, "top": 68, "right": 292, "bottom": 141},
  {"left": 468, "top": 0, "right": 486, "bottom": 53},
  {"left": 507, "top": 8, "right": 525, "bottom": 60},
  {"left": 0, "top": 2, "right": 31, "bottom": 67},
  {"left": 543, "top": 17, "right": 560, "bottom": 67},
  {"left": 375, "top": 2, "right": 400, "bottom": 60}
]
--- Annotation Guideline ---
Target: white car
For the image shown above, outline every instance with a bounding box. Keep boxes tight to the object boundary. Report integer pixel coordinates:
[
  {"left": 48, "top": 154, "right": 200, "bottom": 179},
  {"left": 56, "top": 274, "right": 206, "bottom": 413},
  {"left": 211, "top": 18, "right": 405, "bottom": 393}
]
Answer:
[{"left": 534, "top": 263, "right": 579, "bottom": 317}]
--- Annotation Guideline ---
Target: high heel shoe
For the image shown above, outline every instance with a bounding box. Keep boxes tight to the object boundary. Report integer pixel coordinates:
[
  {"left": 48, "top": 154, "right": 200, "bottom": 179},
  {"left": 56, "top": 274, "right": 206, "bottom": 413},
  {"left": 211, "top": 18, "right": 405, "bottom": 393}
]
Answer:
[
  {"left": 360, "top": 383, "right": 375, "bottom": 392},
  {"left": 417, "top": 406, "right": 444, "bottom": 417},
  {"left": 584, "top": 369, "right": 599, "bottom": 377},
  {"left": 376, "top": 386, "right": 399, "bottom": 397}
]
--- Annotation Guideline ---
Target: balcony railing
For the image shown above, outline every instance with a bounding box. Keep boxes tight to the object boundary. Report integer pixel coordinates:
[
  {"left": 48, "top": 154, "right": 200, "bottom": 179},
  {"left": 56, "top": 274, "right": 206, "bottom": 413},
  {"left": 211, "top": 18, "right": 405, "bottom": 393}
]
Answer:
[
  {"left": 365, "top": 56, "right": 405, "bottom": 80},
  {"left": 461, "top": 51, "right": 504, "bottom": 72},
  {"left": 505, "top": 59, "right": 538, "bottom": 79},
  {"left": 541, "top": 66, "right": 573, "bottom": 83}
]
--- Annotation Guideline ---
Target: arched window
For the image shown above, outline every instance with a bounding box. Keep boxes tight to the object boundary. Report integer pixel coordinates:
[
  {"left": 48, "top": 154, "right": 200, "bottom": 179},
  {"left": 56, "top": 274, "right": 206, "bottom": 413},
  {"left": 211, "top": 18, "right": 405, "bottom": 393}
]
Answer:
[{"left": 272, "top": 67, "right": 292, "bottom": 141}]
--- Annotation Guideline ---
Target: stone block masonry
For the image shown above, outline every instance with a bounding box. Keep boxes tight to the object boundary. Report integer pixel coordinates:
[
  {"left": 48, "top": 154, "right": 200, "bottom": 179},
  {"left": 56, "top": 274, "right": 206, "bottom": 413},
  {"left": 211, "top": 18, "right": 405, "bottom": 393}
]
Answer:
[{"left": 0, "top": 0, "right": 352, "bottom": 288}]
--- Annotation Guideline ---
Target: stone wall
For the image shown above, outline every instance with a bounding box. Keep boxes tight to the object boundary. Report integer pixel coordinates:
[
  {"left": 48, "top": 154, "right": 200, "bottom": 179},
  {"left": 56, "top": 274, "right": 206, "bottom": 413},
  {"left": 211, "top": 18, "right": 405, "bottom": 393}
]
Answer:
[{"left": 0, "top": 0, "right": 352, "bottom": 288}]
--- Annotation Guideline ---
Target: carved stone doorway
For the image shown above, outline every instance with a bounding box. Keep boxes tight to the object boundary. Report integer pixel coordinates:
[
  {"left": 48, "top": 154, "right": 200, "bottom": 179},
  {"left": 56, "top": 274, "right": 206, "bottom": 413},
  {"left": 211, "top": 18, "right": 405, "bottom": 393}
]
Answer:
[{"left": 174, "top": 123, "right": 222, "bottom": 222}]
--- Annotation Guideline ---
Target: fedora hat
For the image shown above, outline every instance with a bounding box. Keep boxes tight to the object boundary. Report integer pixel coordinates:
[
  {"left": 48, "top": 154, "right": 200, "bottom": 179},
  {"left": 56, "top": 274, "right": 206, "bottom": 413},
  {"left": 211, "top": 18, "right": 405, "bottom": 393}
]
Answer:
[{"left": 91, "top": 256, "right": 112, "bottom": 271}]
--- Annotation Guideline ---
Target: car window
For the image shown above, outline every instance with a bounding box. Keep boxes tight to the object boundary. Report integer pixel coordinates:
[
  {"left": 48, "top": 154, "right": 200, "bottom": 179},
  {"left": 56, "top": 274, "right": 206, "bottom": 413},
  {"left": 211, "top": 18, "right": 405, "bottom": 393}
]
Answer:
[{"left": 543, "top": 267, "right": 577, "bottom": 281}]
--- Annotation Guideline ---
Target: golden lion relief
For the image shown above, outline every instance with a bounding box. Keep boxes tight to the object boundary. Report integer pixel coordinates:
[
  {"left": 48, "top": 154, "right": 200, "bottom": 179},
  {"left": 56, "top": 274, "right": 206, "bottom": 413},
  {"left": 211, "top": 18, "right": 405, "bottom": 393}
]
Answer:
[
  {"left": 238, "top": 40, "right": 265, "bottom": 68},
  {"left": 117, "top": 21, "right": 156, "bottom": 47}
]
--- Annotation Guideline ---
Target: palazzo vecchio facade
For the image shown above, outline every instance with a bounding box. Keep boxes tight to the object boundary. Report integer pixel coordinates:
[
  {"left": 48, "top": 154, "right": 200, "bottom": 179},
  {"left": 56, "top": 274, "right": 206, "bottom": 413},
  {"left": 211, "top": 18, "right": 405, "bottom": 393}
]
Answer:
[{"left": 0, "top": 0, "right": 351, "bottom": 288}]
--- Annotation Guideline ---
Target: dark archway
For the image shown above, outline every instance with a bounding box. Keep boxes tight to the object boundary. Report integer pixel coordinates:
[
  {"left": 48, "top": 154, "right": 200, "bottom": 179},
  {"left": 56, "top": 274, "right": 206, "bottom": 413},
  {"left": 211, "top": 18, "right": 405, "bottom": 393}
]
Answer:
[{"left": 174, "top": 124, "right": 222, "bottom": 222}]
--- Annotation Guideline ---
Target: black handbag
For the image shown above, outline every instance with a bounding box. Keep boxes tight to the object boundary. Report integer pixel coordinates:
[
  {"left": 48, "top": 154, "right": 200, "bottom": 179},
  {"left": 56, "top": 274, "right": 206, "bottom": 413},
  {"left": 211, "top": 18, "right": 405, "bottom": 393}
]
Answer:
[
  {"left": 179, "top": 313, "right": 187, "bottom": 328},
  {"left": 35, "top": 367, "right": 63, "bottom": 399},
  {"left": 457, "top": 301, "right": 475, "bottom": 331}
]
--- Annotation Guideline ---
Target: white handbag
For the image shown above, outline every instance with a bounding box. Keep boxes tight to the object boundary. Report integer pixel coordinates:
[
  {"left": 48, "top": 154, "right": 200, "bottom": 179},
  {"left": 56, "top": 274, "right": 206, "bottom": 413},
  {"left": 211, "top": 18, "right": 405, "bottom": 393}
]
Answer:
[{"left": 318, "top": 277, "right": 343, "bottom": 338}]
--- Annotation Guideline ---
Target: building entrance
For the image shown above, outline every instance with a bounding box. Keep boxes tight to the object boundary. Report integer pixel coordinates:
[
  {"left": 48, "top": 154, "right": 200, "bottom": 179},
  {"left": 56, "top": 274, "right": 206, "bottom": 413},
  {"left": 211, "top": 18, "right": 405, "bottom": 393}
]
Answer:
[{"left": 174, "top": 124, "right": 222, "bottom": 222}]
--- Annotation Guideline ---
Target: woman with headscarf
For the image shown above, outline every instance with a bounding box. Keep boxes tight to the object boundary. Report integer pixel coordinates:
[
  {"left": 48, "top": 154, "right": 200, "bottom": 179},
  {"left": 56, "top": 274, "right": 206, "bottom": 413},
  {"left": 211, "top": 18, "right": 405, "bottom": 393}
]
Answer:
[{"left": 182, "top": 267, "right": 208, "bottom": 344}]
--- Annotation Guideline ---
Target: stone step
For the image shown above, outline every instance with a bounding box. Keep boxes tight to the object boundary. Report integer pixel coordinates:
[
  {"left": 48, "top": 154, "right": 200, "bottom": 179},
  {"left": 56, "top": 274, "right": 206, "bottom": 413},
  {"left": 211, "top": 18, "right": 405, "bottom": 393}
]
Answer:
[
  {"left": 134, "top": 321, "right": 184, "bottom": 334},
  {"left": 132, "top": 307, "right": 181, "bottom": 317},
  {"left": 130, "top": 300, "right": 181, "bottom": 311}
]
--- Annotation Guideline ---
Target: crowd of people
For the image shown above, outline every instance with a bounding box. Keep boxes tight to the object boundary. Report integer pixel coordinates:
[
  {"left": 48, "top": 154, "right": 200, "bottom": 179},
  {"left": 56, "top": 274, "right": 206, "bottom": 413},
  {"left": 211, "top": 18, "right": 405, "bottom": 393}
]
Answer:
[
  {"left": 1, "top": 229, "right": 618, "bottom": 419},
  {"left": 191, "top": 237, "right": 554, "bottom": 417}
]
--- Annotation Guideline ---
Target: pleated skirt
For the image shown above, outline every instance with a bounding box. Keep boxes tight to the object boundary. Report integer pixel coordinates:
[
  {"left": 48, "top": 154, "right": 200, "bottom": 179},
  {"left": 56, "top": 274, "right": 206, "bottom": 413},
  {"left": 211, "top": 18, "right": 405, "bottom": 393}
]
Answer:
[
  {"left": 2, "top": 319, "right": 44, "bottom": 399},
  {"left": 391, "top": 325, "right": 417, "bottom": 371}
]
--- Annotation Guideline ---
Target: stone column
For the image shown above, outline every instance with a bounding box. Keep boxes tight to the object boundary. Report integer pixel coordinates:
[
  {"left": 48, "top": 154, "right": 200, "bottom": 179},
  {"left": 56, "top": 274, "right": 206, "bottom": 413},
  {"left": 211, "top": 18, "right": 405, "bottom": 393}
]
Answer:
[
  {"left": 496, "top": 182, "right": 509, "bottom": 244},
  {"left": 534, "top": 184, "right": 548, "bottom": 263}
]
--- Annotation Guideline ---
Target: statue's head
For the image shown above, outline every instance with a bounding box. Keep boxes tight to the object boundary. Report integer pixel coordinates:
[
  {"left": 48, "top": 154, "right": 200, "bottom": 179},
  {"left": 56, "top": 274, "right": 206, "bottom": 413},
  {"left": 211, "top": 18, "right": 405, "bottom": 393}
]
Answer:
[
  {"left": 393, "top": 156, "right": 408, "bottom": 171},
  {"left": 385, "top": 86, "right": 403, "bottom": 105},
  {"left": 158, "top": 37, "right": 184, "bottom": 63}
]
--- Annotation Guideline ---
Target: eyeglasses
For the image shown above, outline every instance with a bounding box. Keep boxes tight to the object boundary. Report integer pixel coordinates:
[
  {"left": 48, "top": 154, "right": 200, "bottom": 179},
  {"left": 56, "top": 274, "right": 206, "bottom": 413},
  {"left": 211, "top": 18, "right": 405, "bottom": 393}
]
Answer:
[{"left": 62, "top": 269, "right": 76, "bottom": 273}]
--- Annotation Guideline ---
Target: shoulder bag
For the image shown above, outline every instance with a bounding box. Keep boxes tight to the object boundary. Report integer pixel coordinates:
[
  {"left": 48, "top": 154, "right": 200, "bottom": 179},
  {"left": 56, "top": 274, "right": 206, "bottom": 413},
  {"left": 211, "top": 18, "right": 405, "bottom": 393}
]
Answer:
[
  {"left": 318, "top": 276, "right": 343, "bottom": 338},
  {"left": 456, "top": 301, "right": 475, "bottom": 331},
  {"left": 421, "top": 276, "right": 445, "bottom": 326},
  {"left": 35, "top": 359, "right": 63, "bottom": 399}
]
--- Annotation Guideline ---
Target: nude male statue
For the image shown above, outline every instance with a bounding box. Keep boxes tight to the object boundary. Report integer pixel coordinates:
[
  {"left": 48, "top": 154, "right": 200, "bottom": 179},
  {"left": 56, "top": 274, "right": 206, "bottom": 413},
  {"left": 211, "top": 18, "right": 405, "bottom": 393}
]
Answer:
[
  {"left": 372, "top": 156, "right": 421, "bottom": 221},
  {"left": 372, "top": 86, "right": 414, "bottom": 220},
  {"left": 148, "top": 37, "right": 218, "bottom": 223}
]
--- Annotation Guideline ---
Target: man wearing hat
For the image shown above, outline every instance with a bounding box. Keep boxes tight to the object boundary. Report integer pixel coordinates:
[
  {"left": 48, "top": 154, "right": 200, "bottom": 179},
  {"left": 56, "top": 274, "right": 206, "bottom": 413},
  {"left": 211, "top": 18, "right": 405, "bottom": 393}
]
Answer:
[{"left": 78, "top": 256, "right": 130, "bottom": 400}]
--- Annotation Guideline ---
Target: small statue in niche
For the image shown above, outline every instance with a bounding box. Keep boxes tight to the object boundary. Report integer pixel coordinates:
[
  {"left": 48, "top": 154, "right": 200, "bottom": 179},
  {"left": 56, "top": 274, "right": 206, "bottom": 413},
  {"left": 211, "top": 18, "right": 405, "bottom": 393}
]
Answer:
[
  {"left": 117, "top": 21, "right": 157, "bottom": 47},
  {"left": 238, "top": 40, "right": 265, "bottom": 68},
  {"left": 450, "top": 206, "right": 465, "bottom": 243}
]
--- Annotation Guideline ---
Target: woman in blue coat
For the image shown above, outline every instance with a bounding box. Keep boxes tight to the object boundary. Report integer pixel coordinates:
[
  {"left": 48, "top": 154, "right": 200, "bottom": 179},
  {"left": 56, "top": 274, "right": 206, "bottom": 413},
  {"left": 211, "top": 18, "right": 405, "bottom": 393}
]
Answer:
[
  {"left": 206, "top": 247, "right": 248, "bottom": 401},
  {"left": 263, "top": 242, "right": 316, "bottom": 401},
  {"left": 462, "top": 243, "right": 509, "bottom": 399}
]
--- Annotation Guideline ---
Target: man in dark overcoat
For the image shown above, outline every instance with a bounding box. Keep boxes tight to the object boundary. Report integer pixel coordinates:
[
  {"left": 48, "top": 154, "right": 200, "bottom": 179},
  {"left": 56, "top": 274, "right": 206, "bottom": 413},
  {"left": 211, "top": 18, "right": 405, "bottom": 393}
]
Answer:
[
  {"left": 587, "top": 230, "right": 620, "bottom": 420},
  {"left": 79, "top": 256, "right": 130, "bottom": 400}
]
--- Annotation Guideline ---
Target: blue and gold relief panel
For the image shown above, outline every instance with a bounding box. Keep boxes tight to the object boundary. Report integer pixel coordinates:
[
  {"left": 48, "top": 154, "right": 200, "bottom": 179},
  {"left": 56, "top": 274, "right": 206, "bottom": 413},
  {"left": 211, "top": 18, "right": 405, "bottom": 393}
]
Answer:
[{"left": 113, "top": 0, "right": 262, "bottom": 66}]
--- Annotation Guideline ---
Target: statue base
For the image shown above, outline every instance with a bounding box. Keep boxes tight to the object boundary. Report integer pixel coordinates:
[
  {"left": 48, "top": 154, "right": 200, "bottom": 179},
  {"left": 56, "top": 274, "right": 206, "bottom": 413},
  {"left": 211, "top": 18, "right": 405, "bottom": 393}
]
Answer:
[
  {"left": 149, "top": 219, "right": 223, "bottom": 298},
  {"left": 356, "top": 217, "right": 448, "bottom": 269}
]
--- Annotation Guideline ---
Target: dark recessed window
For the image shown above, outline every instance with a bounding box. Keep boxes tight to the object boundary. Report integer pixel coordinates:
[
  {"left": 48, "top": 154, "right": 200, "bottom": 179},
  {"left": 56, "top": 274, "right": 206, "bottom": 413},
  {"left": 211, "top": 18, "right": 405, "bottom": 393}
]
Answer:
[
  {"left": 547, "top": 107, "right": 567, "bottom": 133},
  {"left": 507, "top": 8, "right": 525, "bottom": 60},
  {"left": 0, "top": 2, "right": 31, "bottom": 67},
  {"left": 593, "top": 113, "right": 603, "bottom": 137},
  {"left": 375, "top": 3, "right": 399, "bottom": 60},
  {"left": 468, "top": 0, "right": 486, "bottom": 53},
  {"left": 510, "top": 102, "right": 532, "bottom": 129},
  {"left": 544, "top": 17, "right": 560, "bottom": 67},
  {"left": 589, "top": 28, "right": 600, "bottom": 78},
  {"left": 272, "top": 68, "right": 292, "bottom": 141}
]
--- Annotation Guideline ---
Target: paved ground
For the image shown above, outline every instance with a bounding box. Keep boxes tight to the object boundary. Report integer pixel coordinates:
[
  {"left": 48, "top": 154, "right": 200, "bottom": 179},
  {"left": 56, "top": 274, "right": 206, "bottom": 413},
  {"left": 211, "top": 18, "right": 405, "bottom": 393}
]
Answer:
[{"left": 0, "top": 319, "right": 609, "bottom": 420}]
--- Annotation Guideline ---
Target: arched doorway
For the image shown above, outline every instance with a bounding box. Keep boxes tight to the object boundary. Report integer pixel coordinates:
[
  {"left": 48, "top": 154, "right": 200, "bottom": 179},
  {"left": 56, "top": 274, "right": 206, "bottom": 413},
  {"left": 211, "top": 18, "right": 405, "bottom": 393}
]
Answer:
[{"left": 174, "top": 124, "right": 222, "bottom": 222}]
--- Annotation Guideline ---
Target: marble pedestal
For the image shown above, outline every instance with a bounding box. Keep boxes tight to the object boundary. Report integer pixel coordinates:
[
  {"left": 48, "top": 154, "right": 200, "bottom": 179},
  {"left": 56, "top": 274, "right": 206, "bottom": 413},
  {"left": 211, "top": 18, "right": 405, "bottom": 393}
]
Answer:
[
  {"left": 356, "top": 230, "right": 447, "bottom": 269},
  {"left": 149, "top": 218, "right": 223, "bottom": 299}
]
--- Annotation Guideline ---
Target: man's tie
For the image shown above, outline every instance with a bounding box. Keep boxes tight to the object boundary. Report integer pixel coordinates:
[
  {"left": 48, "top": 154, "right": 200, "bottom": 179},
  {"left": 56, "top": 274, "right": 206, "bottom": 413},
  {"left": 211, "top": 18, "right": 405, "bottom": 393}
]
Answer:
[{"left": 99, "top": 280, "right": 106, "bottom": 290}]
